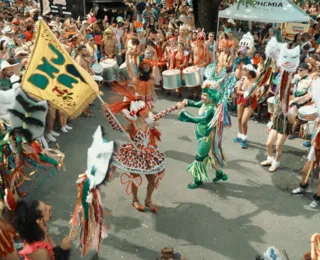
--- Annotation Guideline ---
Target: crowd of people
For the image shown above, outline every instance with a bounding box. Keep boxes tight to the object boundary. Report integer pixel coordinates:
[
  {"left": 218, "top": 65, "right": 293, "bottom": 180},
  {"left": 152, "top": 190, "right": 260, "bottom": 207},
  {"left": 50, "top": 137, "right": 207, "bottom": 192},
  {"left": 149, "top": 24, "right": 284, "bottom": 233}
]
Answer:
[{"left": 0, "top": 0, "right": 319, "bottom": 259}]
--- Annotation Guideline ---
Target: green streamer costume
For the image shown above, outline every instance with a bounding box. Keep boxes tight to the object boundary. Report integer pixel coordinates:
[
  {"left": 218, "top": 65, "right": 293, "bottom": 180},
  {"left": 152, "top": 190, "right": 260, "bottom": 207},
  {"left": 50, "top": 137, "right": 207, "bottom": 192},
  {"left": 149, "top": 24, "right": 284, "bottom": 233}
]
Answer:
[{"left": 178, "top": 88, "right": 228, "bottom": 189}]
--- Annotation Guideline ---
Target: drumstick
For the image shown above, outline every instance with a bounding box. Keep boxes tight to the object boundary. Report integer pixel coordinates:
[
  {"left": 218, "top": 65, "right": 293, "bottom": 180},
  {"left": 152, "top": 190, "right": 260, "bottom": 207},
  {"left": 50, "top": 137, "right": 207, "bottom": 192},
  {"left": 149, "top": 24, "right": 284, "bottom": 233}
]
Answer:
[{"left": 96, "top": 94, "right": 139, "bottom": 151}]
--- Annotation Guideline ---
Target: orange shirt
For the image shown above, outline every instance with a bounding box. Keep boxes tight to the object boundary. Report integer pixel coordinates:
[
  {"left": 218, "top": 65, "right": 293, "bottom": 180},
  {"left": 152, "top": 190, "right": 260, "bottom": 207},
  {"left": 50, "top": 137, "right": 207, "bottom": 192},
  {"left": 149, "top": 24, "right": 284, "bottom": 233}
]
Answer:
[{"left": 23, "top": 31, "right": 33, "bottom": 41}]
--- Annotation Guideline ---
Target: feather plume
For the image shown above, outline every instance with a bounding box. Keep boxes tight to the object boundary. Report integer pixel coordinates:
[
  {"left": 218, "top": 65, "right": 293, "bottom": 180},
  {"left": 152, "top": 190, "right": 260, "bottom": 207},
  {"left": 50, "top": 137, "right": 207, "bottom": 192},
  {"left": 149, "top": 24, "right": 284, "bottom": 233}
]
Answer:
[
  {"left": 7, "top": 109, "right": 44, "bottom": 127},
  {"left": 16, "top": 94, "right": 47, "bottom": 112}
]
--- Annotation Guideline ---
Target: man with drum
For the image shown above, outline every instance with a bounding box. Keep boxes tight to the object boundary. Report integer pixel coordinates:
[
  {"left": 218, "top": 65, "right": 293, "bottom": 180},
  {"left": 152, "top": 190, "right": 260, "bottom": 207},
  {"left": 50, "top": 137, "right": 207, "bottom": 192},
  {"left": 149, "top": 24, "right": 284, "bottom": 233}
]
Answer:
[
  {"left": 188, "top": 31, "right": 210, "bottom": 99},
  {"left": 101, "top": 28, "right": 118, "bottom": 59},
  {"left": 287, "top": 63, "right": 312, "bottom": 140}
]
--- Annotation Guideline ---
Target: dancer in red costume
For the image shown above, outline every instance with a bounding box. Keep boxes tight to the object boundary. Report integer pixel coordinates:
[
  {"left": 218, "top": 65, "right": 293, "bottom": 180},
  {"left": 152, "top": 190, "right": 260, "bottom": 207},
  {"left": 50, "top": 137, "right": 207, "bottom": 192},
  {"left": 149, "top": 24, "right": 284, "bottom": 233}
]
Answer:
[{"left": 102, "top": 84, "right": 179, "bottom": 212}]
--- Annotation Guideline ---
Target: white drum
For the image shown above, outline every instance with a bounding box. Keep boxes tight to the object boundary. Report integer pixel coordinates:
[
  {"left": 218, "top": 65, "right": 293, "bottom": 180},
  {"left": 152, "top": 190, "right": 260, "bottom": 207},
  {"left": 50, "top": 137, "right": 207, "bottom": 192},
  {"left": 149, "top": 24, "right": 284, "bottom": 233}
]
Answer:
[
  {"left": 183, "top": 67, "right": 202, "bottom": 87},
  {"left": 267, "top": 96, "right": 275, "bottom": 114},
  {"left": 298, "top": 106, "right": 318, "bottom": 121},
  {"left": 162, "top": 69, "right": 181, "bottom": 90},
  {"left": 92, "top": 75, "right": 104, "bottom": 82},
  {"left": 100, "top": 59, "right": 119, "bottom": 82},
  {"left": 92, "top": 63, "right": 103, "bottom": 76},
  {"left": 119, "top": 62, "right": 130, "bottom": 81}
]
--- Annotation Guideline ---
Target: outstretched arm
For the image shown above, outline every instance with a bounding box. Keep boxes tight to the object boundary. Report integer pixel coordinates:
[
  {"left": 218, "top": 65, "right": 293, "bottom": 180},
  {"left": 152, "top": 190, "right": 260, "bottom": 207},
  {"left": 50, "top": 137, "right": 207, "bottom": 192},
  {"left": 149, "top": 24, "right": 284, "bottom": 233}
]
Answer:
[
  {"left": 104, "top": 108, "right": 123, "bottom": 132},
  {"left": 152, "top": 105, "right": 177, "bottom": 122},
  {"left": 178, "top": 106, "right": 214, "bottom": 124},
  {"left": 183, "top": 99, "right": 202, "bottom": 108}
]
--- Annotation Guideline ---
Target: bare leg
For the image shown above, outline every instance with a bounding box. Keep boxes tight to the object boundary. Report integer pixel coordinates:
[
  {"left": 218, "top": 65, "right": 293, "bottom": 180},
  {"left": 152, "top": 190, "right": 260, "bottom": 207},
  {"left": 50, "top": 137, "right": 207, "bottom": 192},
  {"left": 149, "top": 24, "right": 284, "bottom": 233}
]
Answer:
[
  {"left": 196, "top": 86, "right": 201, "bottom": 98},
  {"left": 145, "top": 174, "right": 155, "bottom": 202},
  {"left": 275, "top": 133, "right": 288, "bottom": 162},
  {"left": 177, "top": 87, "right": 182, "bottom": 97},
  {"left": 46, "top": 106, "right": 56, "bottom": 135},
  {"left": 266, "top": 129, "right": 278, "bottom": 157},
  {"left": 241, "top": 107, "right": 254, "bottom": 136},
  {"left": 237, "top": 104, "right": 244, "bottom": 134},
  {"left": 130, "top": 173, "right": 144, "bottom": 210},
  {"left": 145, "top": 174, "right": 158, "bottom": 212},
  {"left": 59, "top": 112, "right": 67, "bottom": 128}
]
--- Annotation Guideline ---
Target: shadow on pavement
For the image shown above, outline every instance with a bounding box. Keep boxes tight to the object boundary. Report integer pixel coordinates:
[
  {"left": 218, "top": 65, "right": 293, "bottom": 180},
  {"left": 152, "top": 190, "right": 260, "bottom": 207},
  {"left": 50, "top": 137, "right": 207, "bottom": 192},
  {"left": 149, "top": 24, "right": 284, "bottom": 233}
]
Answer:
[
  {"left": 201, "top": 180, "right": 318, "bottom": 218},
  {"left": 155, "top": 202, "right": 263, "bottom": 259},
  {"left": 164, "top": 150, "right": 194, "bottom": 164}
]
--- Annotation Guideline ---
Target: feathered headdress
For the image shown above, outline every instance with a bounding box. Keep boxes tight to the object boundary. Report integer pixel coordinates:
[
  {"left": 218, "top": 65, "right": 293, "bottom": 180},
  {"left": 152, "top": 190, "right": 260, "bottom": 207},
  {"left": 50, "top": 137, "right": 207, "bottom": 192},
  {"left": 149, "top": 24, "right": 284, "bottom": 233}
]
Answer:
[
  {"left": 201, "top": 84, "right": 222, "bottom": 105},
  {"left": 197, "top": 30, "right": 206, "bottom": 40},
  {"left": 239, "top": 32, "right": 254, "bottom": 49},
  {"left": 108, "top": 82, "right": 148, "bottom": 121},
  {"left": 265, "top": 37, "right": 281, "bottom": 61}
]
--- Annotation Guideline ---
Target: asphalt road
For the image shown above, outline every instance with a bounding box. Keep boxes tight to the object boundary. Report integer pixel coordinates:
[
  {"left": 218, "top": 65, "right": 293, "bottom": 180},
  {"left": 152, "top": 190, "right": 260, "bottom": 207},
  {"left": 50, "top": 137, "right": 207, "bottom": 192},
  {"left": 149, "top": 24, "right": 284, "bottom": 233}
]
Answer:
[{"left": 23, "top": 86, "right": 320, "bottom": 260}]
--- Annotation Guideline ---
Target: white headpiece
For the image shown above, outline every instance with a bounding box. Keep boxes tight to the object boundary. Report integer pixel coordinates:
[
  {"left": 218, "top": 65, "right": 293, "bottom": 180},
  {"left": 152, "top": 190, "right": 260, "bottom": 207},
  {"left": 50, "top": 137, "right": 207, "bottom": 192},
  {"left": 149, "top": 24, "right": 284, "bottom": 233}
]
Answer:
[{"left": 239, "top": 32, "right": 254, "bottom": 49}]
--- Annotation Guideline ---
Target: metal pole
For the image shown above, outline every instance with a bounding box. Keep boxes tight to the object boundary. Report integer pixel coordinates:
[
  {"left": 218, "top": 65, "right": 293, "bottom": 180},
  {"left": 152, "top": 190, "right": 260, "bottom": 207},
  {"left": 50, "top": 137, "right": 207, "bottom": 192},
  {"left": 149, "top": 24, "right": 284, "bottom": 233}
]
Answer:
[
  {"left": 216, "top": 16, "right": 220, "bottom": 40},
  {"left": 83, "top": 0, "right": 87, "bottom": 19}
]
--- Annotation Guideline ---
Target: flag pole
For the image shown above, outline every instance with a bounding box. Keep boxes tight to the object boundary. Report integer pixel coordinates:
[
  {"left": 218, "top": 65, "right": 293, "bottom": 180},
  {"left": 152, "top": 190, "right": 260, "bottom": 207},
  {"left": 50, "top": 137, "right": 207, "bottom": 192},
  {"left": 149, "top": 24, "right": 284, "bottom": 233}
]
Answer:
[{"left": 96, "top": 94, "right": 139, "bottom": 151}]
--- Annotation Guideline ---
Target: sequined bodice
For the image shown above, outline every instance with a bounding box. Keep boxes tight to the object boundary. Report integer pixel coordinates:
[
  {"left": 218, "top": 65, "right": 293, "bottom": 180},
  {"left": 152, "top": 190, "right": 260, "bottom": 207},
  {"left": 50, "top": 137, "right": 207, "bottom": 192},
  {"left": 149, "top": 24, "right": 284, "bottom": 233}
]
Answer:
[{"left": 132, "top": 129, "right": 150, "bottom": 147}]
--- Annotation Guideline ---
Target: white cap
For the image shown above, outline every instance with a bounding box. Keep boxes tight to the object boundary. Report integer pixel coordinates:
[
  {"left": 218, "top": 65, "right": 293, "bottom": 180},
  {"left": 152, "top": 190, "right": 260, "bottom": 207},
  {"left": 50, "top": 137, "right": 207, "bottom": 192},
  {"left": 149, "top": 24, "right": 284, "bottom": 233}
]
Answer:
[
  {"left": 15, "top": 47, "right": 29, "bottom": 57},
  {"left": 227, "top": 19, "right": 236, "bottom": 25}
]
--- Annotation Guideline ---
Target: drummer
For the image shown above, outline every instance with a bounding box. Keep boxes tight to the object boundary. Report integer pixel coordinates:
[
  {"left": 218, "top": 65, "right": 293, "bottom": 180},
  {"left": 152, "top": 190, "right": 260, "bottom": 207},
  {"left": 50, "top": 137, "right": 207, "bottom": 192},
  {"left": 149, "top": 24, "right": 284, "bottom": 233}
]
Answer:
[
  {"left": 188, "top": 31, "right": 210, "bottom": 99},
  {"left": 166, "top": 42, "right": 189, "bottom": 97},
  {"left": 178, "top": 24, "right": 191, "bottom": 51},
  {"left": 85, "top": 34, "right": 98, "bottom": 66},
  {"left": 288, "top": 63, "right": 312, "bottom": 140},
  {"left": 126, "top": 34, "right": 143, "bottom": 77},
  {"left": 101, "top": 28, "right": 118, "bottom": 59}
]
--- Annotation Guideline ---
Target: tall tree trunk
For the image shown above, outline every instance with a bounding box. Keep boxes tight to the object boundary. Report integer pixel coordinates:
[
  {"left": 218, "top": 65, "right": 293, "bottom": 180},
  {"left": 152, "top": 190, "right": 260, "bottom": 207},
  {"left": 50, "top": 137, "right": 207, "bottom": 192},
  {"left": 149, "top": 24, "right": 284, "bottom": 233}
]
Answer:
[{"left": 193, "top": 0, "right": 223, "bottom": 34}]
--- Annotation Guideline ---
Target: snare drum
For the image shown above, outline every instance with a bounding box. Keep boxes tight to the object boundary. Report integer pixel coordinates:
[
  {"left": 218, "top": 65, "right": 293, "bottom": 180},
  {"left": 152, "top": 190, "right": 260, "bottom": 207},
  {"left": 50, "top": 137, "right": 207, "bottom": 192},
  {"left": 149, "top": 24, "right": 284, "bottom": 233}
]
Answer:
[
  {"left": 183, "top": 67, "right": 202, "bottom": 87},
  {"left": 101, "top": 59, "right": 119, "bottom": 82},
  {"left": 298, "top": 106, "right": 318, "bottom": 121},
  {"left": 267, "top": 96, "right": 275, "bottom": 114},
  {"left": 92, "top": 63, "right": 103, "bottom": 76},
  {"left": 162, "top": 70, "right": 181, "bottom": 89},
  {"left": 119, "top": 63, "right": 130, "bottom": 81}
]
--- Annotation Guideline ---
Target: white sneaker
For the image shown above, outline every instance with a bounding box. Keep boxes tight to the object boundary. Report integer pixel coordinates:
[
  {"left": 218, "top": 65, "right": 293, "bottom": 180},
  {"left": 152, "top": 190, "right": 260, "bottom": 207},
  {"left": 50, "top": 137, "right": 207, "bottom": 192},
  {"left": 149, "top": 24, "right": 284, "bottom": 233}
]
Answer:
[
  {"left": 261, "top": 156, "right": 274, "bottom": 166},
  {"left": 51, "top": 131, "right": 60, "bottom": 137},
  {"left": 309, "top": 200, "right": 319, "bottom": 209},
  {"left": 45, "top": 134, "right": 56, "bottom": 142},
  {"left": 65, "top": 125, "right": 73, "bottom": 130},
  {"left": 292, "top": 187, "right": 306, "bottom": 194},
  {"left": 269, "top": 160, "right": 280, "bottom": 172},
  {"left": 61, "top": 127, "right": 68, "bottom": 133}
]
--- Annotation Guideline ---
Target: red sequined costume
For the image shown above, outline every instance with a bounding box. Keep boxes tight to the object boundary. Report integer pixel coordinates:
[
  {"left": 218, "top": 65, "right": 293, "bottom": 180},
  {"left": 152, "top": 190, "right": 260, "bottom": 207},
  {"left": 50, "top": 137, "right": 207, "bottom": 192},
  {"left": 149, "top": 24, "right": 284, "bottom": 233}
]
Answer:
[
  {"left": 104, "top": 83, "right": 177, "bottom": 194},
  {"left": 105, "top": 106, "right": 176, "bottom": 194}
]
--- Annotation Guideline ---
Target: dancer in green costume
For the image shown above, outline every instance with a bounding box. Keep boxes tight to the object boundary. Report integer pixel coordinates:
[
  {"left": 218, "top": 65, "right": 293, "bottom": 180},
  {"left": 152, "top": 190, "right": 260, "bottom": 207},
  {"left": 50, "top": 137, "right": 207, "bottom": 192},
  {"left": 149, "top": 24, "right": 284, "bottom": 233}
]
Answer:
[{"left": 177, "top": 86, "right": 228, "bottom": 189}]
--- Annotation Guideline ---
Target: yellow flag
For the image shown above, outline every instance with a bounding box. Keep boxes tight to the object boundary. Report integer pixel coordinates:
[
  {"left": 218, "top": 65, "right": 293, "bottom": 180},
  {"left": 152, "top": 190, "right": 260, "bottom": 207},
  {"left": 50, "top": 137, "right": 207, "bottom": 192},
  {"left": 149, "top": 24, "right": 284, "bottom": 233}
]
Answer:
[{"left": 22, "top": 20, "right": 99, "bottom": 119}]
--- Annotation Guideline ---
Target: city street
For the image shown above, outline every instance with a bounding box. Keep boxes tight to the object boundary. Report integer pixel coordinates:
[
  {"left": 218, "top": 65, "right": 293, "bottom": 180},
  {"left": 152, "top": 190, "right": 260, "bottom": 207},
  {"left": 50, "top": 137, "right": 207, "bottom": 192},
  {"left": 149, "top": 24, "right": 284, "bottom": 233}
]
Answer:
[{"left": 23, "top": 87, "right": 319, "bottom": 260}]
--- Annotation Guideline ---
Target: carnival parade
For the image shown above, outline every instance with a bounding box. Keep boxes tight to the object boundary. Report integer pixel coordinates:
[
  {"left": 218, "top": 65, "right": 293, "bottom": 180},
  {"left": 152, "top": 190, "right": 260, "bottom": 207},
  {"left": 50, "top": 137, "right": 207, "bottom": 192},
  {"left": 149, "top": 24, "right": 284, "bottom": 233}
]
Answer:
[{"left": 0, "top": 0, "right": 319, "bottom": 259}]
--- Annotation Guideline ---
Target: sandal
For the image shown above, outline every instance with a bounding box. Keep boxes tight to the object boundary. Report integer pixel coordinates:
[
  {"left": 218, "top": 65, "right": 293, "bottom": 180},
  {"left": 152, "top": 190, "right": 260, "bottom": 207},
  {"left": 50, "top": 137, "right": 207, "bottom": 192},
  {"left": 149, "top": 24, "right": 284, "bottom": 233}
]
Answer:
[
  {"left": 132, "top": 200, "right": 145, "bottom": 212},
  {"left": 145, "top": 200, "right": 158, "bottom": 213}
]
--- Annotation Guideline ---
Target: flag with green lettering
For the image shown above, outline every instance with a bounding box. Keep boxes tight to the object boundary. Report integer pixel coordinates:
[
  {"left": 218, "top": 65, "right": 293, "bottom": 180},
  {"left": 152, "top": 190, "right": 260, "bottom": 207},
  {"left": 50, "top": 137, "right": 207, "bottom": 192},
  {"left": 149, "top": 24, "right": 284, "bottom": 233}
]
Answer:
[{"left": 22, "top": 20, "right": 99, "bottom": 119}]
